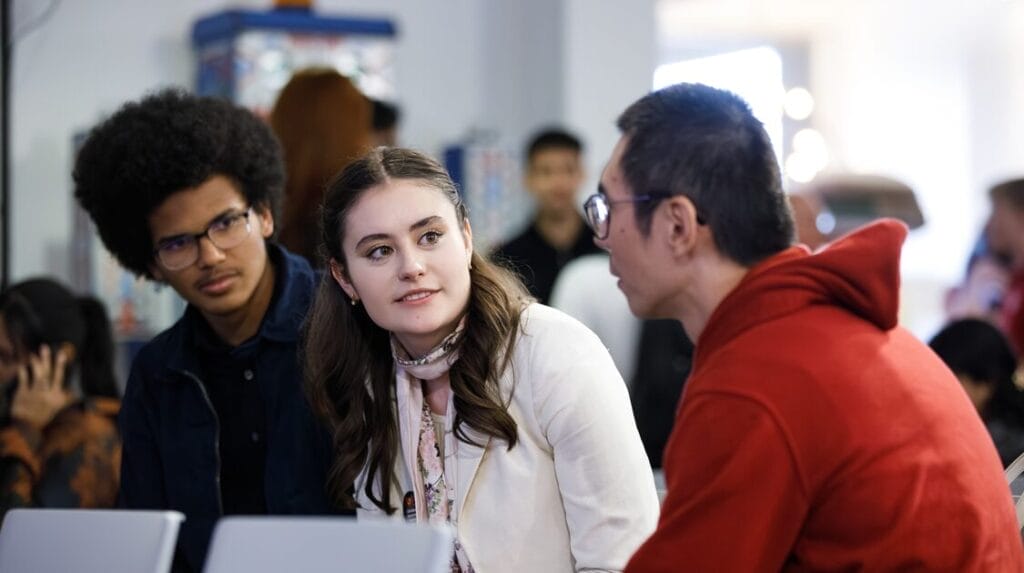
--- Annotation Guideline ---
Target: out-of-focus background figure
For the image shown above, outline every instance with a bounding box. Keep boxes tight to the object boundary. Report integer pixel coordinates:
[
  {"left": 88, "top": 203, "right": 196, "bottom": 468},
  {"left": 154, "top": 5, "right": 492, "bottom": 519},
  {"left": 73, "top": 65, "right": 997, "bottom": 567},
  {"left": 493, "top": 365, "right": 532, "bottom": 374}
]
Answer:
[
  {"left": 370, "top": 98, "right": 401, "bottom": 147},
  {"left": 983, "top": 178, "right": 1024, "bottom": 354},
  {"left": 493, "top": 128, "right": 601, "bottom": 304},
  {"left": 787, "top": 193, "right": 829, "bottom": 251},
  {"left": 944, "top": 236, "right": 1009, "bottom": 327},
  {"left": 0, "top": 278, "right": 121, "bottom": 522},
  {"left": 270, "top": 68, "right": 373, "bottom": 266},
  {"left": 929, "top": 318, "right": 1024, "bottom": 466}
]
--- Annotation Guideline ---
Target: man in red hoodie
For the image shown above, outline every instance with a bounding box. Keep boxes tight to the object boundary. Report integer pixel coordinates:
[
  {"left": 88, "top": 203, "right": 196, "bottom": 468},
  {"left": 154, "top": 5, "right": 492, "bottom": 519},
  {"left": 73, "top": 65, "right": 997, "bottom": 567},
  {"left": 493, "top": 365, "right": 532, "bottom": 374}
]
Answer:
[{"left": 584, "top": 83, "right": 1024, "bottom": 571}]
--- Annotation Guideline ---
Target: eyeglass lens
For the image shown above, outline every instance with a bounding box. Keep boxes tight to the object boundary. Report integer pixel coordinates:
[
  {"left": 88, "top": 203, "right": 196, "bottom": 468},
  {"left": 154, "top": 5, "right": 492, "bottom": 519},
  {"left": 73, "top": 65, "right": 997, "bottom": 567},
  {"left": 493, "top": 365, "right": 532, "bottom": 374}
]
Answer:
[
  {"left": 157, "top": 211, "right": 251, "bottom": 270},
  {"left": 585, "top": 194, "right": 610, "bottom": 239}
]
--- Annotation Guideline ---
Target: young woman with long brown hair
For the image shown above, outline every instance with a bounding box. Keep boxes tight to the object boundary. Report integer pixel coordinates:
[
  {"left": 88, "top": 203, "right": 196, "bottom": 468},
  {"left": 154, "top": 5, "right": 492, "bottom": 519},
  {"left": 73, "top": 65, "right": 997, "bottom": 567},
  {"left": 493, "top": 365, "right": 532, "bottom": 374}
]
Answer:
[{"left": 304, "top": 147, "right": 658, "bottom": 572}]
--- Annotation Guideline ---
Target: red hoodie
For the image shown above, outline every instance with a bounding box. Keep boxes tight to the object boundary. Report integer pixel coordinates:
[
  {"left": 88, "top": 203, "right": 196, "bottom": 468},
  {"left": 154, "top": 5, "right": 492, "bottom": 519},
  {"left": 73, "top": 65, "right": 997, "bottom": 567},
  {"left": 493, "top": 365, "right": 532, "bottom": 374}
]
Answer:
[{"left": 626, "top": 220, "right": 1024, "bottom": 572}]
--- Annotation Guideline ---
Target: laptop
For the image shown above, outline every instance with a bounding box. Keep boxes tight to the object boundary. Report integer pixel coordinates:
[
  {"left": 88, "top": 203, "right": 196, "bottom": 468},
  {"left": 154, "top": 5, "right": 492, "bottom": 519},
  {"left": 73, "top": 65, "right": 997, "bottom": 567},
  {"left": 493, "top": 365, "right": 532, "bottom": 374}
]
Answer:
[
  {"left": 0, "top": 508, "right": 184, "bottom": 573},
  {"left": 203, "top": 517, "right": 453, "bottom": 573}
]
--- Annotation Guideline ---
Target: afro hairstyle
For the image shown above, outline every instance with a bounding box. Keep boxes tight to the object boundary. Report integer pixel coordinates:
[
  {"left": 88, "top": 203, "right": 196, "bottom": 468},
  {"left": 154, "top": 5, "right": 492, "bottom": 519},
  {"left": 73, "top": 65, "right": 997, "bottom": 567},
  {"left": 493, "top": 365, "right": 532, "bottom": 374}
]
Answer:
[{"left": 73, "top": 88, "right": 285, "bottom": 278}]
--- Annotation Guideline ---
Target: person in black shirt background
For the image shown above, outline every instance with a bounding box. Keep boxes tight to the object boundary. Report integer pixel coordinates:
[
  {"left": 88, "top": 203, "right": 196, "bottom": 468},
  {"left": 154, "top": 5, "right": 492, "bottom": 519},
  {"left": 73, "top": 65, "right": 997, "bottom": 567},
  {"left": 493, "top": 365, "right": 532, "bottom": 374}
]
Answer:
[{"left": 493, "top": 128, "right": 602, "bottom": 304}]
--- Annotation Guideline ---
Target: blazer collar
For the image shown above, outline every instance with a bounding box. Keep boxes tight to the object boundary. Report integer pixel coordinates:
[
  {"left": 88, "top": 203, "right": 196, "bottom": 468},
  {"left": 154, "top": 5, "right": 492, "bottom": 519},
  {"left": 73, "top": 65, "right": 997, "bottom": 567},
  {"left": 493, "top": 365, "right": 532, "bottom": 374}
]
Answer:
[{"left": 454, "top": 365, "right": 515, "bottom": 524}]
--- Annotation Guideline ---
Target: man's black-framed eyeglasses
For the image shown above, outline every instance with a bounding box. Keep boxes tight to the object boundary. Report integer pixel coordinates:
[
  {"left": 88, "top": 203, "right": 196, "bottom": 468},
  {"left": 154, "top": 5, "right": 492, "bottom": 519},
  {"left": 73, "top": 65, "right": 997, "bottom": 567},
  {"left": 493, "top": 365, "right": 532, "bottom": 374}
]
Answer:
[
  {"left": 583, "top": 192, "right": 669, "bottom": 240},
  {"left": 153, "top": 207, "right": 254, "bottom": 271},
  {"left": 584, "top": 191, "right": 707, "bottom": 240}
]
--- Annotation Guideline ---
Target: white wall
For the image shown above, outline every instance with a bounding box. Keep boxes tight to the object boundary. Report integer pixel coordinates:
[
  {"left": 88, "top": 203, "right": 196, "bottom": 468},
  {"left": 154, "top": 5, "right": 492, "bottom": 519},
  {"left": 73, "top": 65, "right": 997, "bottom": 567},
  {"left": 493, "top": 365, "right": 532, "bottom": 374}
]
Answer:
[
  {"left": 564, "top": 0, "right": 656, "bottom": 197},
  {"left": 479, "top": 0, "right": 564, "bottom": 149}
]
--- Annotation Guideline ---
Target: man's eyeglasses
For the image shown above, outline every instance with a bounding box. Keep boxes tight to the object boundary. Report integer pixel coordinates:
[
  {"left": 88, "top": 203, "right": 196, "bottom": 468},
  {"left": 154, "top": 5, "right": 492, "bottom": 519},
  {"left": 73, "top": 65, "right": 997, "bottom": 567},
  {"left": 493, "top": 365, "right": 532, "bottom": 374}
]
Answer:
[
  {"left": 153, "top": 207, "right": 254, "bottom": 271},
  {"left": 584, "top": 191, "right": 707, "bottom": 240},
  {"left": 583, "top": 192, "right": 670, "bottom": 240}
]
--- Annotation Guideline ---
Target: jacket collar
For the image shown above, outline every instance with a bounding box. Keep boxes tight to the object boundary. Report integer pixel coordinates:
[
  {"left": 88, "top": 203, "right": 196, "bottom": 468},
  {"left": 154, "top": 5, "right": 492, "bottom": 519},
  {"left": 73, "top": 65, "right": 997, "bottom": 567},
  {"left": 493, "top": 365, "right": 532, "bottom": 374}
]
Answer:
[{"left": 258, "top": 243, "right": 318, "bottom": 344}]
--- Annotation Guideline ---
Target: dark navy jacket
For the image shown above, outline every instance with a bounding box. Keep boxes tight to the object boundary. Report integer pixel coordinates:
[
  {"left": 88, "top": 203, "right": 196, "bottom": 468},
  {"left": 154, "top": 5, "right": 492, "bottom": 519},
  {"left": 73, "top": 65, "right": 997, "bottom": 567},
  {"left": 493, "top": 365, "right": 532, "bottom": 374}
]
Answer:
[{"left": 118, "top": 244, "right": 335, "bottom": 571}]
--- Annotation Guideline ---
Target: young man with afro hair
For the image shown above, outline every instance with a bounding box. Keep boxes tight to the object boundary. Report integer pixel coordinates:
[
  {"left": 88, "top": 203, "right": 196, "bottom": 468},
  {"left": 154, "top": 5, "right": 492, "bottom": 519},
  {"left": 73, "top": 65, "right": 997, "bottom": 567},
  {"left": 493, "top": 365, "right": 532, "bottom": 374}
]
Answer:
[{"left": 73, "top": 89, "right": 336, "bottom": 571}]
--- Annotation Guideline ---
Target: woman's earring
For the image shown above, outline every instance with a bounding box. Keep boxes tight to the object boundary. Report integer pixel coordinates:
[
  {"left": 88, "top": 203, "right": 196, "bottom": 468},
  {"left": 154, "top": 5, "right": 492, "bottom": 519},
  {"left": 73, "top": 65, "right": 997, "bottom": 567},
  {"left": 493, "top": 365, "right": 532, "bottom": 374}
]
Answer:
[{"left": 350, "top": 297, "right": 359, "bottom": 306}]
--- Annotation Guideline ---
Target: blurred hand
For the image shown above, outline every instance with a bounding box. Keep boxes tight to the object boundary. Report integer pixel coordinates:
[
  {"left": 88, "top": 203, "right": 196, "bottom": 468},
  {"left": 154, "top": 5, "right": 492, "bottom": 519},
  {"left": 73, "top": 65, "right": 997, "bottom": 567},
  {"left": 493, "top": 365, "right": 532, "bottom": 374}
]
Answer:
[{"left": 11, "top": 345, "right": 72, "bottom": 430}]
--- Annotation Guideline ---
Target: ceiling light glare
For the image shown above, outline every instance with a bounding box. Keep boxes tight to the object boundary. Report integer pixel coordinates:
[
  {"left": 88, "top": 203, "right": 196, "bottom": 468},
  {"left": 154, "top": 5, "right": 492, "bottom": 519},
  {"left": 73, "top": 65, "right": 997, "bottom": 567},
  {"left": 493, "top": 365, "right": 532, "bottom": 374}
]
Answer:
[{"left": 784, "top": 87, "right": 814, "bottom": 121}]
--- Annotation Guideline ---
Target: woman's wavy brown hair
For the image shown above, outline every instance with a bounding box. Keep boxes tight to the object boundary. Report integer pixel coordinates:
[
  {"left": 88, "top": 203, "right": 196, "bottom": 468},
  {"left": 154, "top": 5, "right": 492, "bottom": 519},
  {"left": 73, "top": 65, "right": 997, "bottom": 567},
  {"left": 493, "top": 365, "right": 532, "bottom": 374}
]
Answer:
[{"left": 304, "top": 147, "right": 529, "bottom": 513}]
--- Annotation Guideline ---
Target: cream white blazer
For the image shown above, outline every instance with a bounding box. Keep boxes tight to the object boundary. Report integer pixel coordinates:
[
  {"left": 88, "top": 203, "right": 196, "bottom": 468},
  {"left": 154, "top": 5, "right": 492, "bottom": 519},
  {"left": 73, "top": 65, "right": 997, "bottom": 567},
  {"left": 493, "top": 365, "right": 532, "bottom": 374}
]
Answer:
[{"left": 356, "top": 304, "right": 659, "bottom": 572}]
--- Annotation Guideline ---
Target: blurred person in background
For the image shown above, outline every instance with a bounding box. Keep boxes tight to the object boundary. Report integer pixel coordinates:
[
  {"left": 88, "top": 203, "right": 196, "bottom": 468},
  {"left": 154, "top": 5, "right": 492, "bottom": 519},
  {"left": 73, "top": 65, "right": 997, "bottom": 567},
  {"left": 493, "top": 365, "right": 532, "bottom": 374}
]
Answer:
[
  {"left": 984, "top": 177, "right": 1024, "bottom": 352},
  {"left": 787, "top": 192, "right": 828, "bottom": 251},
  {"left": 930, "top": 318, "right": 1024, "bottom": 466},
  {"left": 493, "top": 128, "right": 601, "bottom": 304},
  {"left": 370, "top": 98, "right": 401, "bottom": 147},
  {"left": 0, "top": 278, "right": 120, "bottom": 522},
  {"left": 271, "top": 67, "right": 373, "bottom": 266},
  {"left": 944, "top": 234, "right": 1009, "bottom": 327}
]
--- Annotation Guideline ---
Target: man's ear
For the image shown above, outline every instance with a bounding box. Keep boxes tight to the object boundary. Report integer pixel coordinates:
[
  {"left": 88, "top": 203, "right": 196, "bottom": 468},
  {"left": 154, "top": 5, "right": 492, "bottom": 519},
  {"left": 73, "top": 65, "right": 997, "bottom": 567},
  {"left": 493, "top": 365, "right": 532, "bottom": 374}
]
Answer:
[
  {"left": 329, "top": 259, "right": 358, "bottom": 300},
  {"left": 255, "top": 204, "right": 275, "bottom": 238},
  {"left": 149, "top": 263, "right": 165, "bottom": 283},
  {"left": 663, "top": 195, "right": 703, "bottom": 257}
]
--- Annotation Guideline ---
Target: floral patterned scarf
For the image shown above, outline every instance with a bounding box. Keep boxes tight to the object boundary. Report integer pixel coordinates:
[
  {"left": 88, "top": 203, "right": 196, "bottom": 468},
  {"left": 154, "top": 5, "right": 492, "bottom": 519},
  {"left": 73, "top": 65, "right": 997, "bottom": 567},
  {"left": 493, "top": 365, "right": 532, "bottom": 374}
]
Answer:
[
  {"left": 418, "top": 399, "right": 474, "bottom": 572},
  {"left": 393, "top": 317, "right": 474, "bottom": 572}
]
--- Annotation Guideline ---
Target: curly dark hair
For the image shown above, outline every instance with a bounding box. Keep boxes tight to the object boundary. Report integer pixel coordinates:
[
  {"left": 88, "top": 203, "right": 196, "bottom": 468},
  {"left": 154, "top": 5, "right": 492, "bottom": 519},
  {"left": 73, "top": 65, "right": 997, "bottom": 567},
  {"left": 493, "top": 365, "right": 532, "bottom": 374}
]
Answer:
[{"left": 73, "top": 88, "right": 285, "bottom": 278}]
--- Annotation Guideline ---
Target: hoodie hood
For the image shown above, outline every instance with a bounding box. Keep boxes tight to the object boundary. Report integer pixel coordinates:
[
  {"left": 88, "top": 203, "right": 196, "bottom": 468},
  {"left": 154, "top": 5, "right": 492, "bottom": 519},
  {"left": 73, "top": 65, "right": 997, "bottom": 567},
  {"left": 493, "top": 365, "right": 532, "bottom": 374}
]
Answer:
[{"left": 697, "top": 219, "right": 908, "bottom": 358}]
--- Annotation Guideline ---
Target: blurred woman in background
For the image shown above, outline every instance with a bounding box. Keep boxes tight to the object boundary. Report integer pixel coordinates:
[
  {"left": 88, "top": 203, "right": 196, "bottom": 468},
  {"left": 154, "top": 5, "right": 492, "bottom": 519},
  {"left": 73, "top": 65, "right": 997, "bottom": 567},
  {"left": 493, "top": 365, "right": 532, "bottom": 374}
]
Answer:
[
  {"left": 270, "top": 67, "right": 373, "bottom": 265},
  {"left": 0, "top": 278, "right": 121, "bottom": 520},
  {"left": 930, "top": 317, "right": 1024, "bottom": 466}
]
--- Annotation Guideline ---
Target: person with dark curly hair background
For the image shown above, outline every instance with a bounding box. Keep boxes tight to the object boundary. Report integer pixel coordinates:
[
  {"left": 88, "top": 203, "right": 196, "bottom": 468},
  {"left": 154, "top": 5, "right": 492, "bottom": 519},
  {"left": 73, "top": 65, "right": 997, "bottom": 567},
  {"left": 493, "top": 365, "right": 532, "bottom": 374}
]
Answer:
[
  {"left": 930, "top": 318, "right": 1024, "bottom": 467},
  {"left": 0, "top": 278, "right": 121, "bottom": 522},
  {"left": 73, "top": 89, "right": 335, "bottom": 572}
]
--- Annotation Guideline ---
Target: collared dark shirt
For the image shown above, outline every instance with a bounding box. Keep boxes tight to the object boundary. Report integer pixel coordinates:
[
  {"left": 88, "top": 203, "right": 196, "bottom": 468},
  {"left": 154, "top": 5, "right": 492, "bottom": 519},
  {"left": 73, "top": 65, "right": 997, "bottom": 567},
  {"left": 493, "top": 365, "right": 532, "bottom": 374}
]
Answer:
[
  {"left": 492, "top": 215, "right": 603, "bottom": 304},
  {"left": 194, "top": 310, "right": 269, "bottom": 516}
]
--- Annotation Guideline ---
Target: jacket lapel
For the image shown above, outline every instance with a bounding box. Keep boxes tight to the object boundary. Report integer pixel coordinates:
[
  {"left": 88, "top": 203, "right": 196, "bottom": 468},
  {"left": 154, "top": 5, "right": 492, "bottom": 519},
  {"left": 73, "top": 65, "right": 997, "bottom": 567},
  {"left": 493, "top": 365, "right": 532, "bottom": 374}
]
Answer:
[
  {"left": 394, "top": 369, "right": 425, "bottom": 519},
  {"left": 455, "top": 364, "right": 514, "bottom": 523},
  {"left": 454, "top": 423, "right": 491, "bottom": 524}
]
